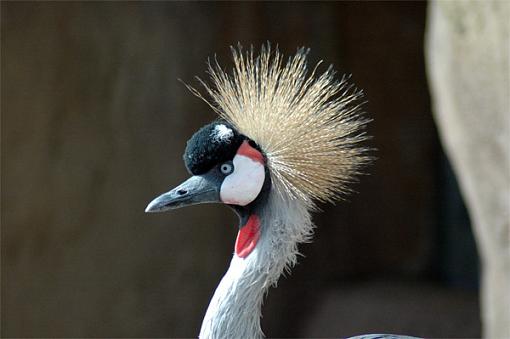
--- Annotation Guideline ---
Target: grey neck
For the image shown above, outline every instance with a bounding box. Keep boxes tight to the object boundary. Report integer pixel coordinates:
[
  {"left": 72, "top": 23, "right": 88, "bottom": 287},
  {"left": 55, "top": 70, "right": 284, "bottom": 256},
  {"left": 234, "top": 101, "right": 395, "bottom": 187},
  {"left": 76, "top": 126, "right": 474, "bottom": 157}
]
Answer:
[{"left": 199, "top": 191, "right": 313, "bottom": 339}]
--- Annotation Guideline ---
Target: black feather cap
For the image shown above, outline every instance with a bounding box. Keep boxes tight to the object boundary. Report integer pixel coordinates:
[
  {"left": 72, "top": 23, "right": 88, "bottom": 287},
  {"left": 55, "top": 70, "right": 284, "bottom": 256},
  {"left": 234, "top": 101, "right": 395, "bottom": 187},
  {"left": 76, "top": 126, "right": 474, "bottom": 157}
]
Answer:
[{"left": 183, "top": 121, "right": 244, "bottom": 175}]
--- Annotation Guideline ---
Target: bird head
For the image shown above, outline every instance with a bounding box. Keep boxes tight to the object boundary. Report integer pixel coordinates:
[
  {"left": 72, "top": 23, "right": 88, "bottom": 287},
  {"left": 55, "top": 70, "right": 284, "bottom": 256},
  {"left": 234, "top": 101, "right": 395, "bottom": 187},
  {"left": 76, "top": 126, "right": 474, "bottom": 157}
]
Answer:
[
  {"left": 145, "top": 121, "right": 270, "bottom": 214},
  {"left": 145, "top": 45, "right": 371, "bottom": 257}
]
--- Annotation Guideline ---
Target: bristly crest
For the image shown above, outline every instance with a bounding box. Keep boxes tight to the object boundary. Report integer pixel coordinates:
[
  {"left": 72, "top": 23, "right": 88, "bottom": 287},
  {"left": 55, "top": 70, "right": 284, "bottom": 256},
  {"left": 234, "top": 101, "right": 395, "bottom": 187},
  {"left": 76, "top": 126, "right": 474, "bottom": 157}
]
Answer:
[{"left": 187, "top": 44, "right": 371, "bottom": 208}]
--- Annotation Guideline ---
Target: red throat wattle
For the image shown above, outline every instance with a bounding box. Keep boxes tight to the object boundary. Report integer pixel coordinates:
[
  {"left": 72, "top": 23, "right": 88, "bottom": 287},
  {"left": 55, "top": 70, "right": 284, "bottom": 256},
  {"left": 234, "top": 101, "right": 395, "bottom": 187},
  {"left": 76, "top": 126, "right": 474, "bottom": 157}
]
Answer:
[{"left": 235, "top": 214, "right": 260, "bottom": 258}]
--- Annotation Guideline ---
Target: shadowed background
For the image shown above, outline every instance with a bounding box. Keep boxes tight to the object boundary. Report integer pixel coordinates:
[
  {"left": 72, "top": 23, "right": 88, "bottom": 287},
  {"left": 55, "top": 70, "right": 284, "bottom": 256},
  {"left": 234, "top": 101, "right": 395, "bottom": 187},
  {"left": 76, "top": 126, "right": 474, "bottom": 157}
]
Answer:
[{"left": 2, "top": 2, "right": 480, "bottom": 337}]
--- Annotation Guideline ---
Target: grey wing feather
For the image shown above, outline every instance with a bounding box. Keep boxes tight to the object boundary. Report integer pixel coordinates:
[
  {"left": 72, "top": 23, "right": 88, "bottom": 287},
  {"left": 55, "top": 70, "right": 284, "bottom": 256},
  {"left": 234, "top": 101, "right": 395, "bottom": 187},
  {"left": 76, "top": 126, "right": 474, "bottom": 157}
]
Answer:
[{"left": 348, "top": 335, "right": 421, "bottom": 339}]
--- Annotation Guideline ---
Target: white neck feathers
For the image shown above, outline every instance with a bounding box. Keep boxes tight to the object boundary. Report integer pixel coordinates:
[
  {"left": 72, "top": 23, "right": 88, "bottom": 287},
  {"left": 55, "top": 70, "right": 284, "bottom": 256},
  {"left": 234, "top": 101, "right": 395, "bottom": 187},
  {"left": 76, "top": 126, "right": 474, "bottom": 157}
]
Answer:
[{"left": 199, "top": 191, "right": 313, "bottom": 339}]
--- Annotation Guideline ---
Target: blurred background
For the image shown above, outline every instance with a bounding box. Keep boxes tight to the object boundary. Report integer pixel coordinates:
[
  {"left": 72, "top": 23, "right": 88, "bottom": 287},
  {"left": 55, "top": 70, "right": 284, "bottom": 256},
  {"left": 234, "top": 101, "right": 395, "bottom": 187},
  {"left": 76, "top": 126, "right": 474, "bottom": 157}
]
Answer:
[{"left": 2, "top": 2, "right": 484, "bottom": 338}]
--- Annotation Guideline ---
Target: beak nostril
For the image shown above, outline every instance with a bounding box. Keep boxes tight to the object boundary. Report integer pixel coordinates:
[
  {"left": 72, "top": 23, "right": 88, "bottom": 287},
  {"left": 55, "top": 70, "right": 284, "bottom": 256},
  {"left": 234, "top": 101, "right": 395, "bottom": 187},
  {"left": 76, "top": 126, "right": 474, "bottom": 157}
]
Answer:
[{"left": 177, "top": 189, "right": 188, "bottom": 196}]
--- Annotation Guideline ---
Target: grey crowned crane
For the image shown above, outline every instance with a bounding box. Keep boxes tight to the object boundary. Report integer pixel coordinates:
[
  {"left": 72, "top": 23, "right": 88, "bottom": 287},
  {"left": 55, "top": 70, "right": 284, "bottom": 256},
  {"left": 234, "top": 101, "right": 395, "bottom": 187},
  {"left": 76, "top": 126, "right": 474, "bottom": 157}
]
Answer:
[{"left": 146, "top": 46, "right": 414, "bottom": 339}]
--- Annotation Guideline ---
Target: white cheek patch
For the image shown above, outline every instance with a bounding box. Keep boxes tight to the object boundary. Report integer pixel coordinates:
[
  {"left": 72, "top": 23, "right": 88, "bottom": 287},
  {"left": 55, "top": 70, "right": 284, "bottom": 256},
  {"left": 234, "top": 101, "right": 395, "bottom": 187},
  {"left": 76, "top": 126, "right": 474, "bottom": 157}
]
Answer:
[{"left": 220, "top": 154, "right": 265, "bottom": 206}]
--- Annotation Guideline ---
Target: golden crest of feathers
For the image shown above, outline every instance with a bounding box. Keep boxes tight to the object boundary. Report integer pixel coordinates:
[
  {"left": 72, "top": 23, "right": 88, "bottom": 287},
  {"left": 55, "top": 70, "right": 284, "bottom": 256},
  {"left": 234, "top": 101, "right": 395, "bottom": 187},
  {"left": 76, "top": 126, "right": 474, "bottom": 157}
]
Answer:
[{"left": 187, "top": 45, "right": 371, "bottom": 207}]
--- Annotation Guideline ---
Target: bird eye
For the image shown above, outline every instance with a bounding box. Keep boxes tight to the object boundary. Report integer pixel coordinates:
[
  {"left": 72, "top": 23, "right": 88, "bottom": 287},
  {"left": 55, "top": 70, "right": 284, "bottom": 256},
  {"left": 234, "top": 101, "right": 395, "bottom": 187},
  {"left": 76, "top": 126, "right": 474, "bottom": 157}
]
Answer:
[{"left": 220, "top": 162, "right": 234, "bottom": 175}]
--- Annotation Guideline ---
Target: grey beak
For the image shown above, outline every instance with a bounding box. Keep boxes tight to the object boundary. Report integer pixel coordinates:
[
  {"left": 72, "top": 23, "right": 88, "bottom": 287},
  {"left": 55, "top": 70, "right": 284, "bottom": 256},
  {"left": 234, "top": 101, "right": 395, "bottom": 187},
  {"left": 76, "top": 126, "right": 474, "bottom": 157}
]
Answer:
[{"left": 145, "top": 174, "right": 221, "bottom": 213}]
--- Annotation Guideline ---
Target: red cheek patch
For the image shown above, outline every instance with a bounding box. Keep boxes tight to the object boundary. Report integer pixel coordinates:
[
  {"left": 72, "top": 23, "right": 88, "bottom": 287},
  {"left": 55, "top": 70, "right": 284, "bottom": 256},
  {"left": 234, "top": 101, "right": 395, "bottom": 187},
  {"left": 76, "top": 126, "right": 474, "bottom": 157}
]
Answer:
[
  {"left": 235, "top": 214, "right": 260, "bottom": 258},
  {"left": 237, "top": 140, "right": 264, "bottom": 164}
]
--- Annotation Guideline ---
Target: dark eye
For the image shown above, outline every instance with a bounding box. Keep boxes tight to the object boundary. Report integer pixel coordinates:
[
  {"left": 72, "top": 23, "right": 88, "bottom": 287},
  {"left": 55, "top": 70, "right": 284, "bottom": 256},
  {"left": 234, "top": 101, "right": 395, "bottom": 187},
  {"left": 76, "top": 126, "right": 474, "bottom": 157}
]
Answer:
[{"left": 220, "top": 162, "right": 234, "bottom": 175}]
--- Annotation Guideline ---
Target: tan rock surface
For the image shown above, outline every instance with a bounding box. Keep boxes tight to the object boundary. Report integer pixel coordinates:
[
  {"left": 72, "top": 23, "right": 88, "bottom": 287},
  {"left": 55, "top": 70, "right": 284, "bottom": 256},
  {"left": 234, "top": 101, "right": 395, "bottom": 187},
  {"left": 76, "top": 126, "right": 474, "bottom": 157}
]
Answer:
[{"left": 426, "top": 1, "right": 510, "bottom": 337}]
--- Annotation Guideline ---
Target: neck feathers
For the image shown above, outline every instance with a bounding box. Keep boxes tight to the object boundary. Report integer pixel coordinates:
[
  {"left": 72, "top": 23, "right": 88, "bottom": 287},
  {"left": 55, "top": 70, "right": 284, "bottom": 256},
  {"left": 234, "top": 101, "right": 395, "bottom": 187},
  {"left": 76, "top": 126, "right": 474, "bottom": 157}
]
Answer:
[{"left": 199, "top": 191, "right": 313, "bottom": 338}]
